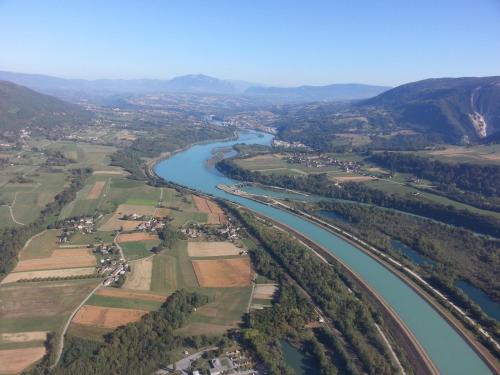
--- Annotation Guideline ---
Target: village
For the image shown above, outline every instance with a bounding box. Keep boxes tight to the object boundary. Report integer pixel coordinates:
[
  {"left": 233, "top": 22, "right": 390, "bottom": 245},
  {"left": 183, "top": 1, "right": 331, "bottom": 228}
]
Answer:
[{"left": 284, "top": 151, "right": 363, "bottom": 173}]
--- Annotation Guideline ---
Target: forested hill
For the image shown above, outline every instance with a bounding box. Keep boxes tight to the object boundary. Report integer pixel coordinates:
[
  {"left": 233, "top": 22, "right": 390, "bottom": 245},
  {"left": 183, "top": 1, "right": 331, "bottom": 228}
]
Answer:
[
  {"left": 359, "top": 76, "right": 500, "bottom": 143},
  {"left": 0, "top": 80, "right": 92, "bottom": 131}
]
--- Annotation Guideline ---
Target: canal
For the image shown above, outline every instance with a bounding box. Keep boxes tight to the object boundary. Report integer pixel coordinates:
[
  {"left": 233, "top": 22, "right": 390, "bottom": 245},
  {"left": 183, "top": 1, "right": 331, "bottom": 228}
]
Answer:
[{"left": 154, "top": 131, "right": 492, "bottom": 375}]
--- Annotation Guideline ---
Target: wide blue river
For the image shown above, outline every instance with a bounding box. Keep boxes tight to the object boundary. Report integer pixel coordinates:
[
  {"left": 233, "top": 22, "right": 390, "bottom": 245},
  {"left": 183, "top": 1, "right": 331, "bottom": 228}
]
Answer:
[{"left": 155, "top": 131, "right": 492, "bottom": 375}]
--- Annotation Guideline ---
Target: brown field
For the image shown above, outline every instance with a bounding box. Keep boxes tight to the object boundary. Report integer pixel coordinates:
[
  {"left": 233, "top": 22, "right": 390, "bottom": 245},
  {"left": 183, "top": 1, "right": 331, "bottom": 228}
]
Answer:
[
  {"left": 122, "top": 258, "right": 153, "bottom": 291},
  {"left": 95, "top": 288, "right": 166, "bottom": 302},
  {"left": 1, "top": 267, "right": 95, "bottom": 284},
  {"left": 117, "top": 232, "right": 159, "bottom": 243},
  {"left": 333, "top": 175, "right": 375, "bottom": 182},
  {"left": 93, "top": 170, "right": 127, "bottom": 175},
  {"left": 87, "top": 181, "right": 106, "bottom": 199},
  {"left": 0, "top": 347, "right": 46, "bottom": 374},
  {"left": 429, "top": 147, "right": 500, "bottom": 161},
  {"left": 51, "top": 248, "right": 92, "bottom": 257},
  {"left": 0, "top": 331, "right": 47, "bottom": 344},
  {"left": 153, "top": 207, "right": 171, "bottom": 218},
  {"left": 192, "top": 258, "right": 252, "bottom": 288},
  {"left": 0, "top": 280, "right": 98, "bottom": 320},
  {"left": 253, "top": 284, "right": 278, "bottom": 300},
  {"left": 193, "top": 196, "right": 227, "bottom": 225},
  {"left": 187, "top": 241, "right": 241, "bottom": 257},
  {"left": 120, "top": 220, "right": 147, "bottom": 231},
  {"left": 72, "top": 305, "right": 147, "bottom": 329},
  {"left": 13, "top": 250, "right": 95, "bottom": 272},
  {"left": 99, "top": 204, "right": 156, "bottom": 231}
]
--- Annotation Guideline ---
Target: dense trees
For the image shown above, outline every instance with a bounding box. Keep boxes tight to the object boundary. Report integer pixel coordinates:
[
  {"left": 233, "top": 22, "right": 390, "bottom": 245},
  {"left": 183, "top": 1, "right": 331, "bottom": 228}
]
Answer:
[
  {"left": 370, "top": 151, "right": 500, "bottom": 197},
  {"left": 231, "top": 208, "right": 399, "bottom": 375},
  {"left": 27, "top": 291, "right": 211, "bottom": 375},
  {"left": 312, "top": 200, "right": 500, "bottom": 337}
]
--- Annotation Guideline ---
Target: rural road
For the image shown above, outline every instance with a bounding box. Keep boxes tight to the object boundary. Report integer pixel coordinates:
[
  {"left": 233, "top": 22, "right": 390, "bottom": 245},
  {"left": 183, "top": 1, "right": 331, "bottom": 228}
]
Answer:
[
  {"left": 51, "top": 282, "right": 102, "bottom": 368},
  {"left": 154, "top": 346, "right": 218, "bottom": 374}
]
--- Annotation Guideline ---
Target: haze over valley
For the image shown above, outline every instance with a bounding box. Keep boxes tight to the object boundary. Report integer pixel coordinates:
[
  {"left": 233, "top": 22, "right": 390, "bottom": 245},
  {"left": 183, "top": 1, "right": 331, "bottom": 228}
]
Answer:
[{"left": 0, "top": 1, "right": 499, "bottom": 375}]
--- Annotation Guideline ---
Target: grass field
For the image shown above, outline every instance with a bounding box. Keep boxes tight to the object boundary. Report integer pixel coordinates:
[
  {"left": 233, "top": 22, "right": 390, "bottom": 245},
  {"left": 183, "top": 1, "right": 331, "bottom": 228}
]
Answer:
[
  {"left": 85, "top": 294, "right": 163, "bottom": 311},
  {"left": 148, "top": 241, "right": 199, "bottom": 294},
  {"left": 120, "top": 240, "right": 159, "bottom": 261},
  {"left": 0, "top": 279, "right": 99, "bottom": 334},
  {"left": 19, "top": 229, "right": 59, "bottom": 260},
  {"left": 177, "top": 287, "right": 252, "bottom": 336}
]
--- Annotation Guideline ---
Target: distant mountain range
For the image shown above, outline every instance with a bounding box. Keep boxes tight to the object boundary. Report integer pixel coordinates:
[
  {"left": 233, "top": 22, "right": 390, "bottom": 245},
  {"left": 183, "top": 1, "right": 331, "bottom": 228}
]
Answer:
[
  {"left": 244, "top": 83, "right": 391, "bottom": 101},
  {"left": 0, "top": 80, "right": 92, "bottom": 131},
  {"left": 0, "top": 71, "right": 389, "bottom": 102},
  {"left": 360, "top": 76, "right": 500, "bottom": 142}
]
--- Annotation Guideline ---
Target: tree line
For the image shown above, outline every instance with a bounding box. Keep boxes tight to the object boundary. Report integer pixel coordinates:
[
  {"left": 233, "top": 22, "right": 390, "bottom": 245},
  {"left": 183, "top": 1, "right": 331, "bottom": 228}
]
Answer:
[
  {"left": 0, "top": 168, "right": 91, "bottom": 280},
  {"left": 369, "top": 151, "right": 500, "bottom": 197},
  {"left": 229, "top": 207, "right": 402, "bottom": 375},
  {"left": 26, "top": 290, "right": 215, "bottom": 374},
  {"left": 216, "top": 158, "right": 500, "bottom": 238}
]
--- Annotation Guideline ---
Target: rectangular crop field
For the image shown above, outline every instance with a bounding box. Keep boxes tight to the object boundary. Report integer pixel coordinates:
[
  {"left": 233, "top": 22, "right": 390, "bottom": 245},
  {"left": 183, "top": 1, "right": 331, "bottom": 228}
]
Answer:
[
  {"left": 187, "top": 241, "right": 241, "bottom": 257},
  {"left": 0, "top": 346, "right": 46, "bottom": 374},
  {"left": 72, "top": 305, "right": 147, "bottom": 329},
  {"left": 0, "top": 280, "right": 99, "bottom": 320},
  {"left": 1, "top": 267, "right": 96, "bottom": 284},
  {"left": 95, "top": 288, "right": 167, "bottom": 302},
  {"left": 122, "top": 258, "right": 153, "bottom": 291},
  {"left": 87, "top": 181, "right": 106, "bottom": 199},
  {"left": 117, "top": 232, "right": 159, "bottom": 243},
  {"left": 192, "top": 258, "right": 252, "bottom": 288},
  {"left": 13, "top": 249, "right": 95, "bottom": 272}
]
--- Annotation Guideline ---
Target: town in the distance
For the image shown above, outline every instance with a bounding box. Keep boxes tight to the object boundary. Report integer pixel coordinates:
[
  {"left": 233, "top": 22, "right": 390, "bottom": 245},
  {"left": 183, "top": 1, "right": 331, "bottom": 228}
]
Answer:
[{"left": 0, "top": 2, "right": 499, "bottom": 375}]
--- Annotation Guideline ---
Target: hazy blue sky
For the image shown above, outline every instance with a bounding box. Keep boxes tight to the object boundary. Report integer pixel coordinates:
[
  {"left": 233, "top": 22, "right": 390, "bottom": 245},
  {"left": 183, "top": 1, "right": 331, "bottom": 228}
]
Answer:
[{"left": 1, "top": 0, "right": 499, "bottom": 86}]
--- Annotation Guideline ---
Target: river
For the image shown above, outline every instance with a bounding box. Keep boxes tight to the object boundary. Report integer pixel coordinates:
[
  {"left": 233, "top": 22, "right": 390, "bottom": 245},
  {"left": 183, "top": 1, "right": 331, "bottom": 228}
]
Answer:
[{"left": 154, "top": 131, "right": 493, "bottom": 375}]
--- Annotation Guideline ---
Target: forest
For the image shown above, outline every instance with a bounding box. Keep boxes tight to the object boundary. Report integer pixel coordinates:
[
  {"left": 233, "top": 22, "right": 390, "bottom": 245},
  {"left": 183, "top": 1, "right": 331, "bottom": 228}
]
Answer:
[
  {"left": 229, "top": 206, "right": 403, "bottom": 375},
  {"left": 27, "top": 291, "right": 215, "bottom": 374},
  {"left": 312, "top": 199, "right": 500, "bottom": 336}
]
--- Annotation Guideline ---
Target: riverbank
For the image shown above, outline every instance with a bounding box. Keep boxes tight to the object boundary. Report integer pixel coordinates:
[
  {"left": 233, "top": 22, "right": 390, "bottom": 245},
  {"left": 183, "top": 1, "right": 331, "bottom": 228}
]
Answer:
[
  {"left": 151, "top": 130, "right": 496, "bottom": 374},
  {"left": 218, "top": 185, "right": 499, "bottom": 374}
]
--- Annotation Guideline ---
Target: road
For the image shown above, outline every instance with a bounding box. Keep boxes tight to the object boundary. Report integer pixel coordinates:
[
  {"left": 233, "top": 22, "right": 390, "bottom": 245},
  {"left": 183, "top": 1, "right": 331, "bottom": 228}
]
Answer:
[
  {"left": 51, "top": 282, "right": 102, "bottom": 368},
  {"left": 154, "top": 347, "right": 218, "bottom": 374}
]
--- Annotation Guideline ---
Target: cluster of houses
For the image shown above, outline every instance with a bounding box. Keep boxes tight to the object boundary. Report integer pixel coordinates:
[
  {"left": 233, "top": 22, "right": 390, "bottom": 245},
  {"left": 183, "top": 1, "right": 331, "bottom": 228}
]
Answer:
[
  {"left": 180, "top": 221, "right": 241, "bottom": 242},
  {"left": 97, "top": 258, "right": 129, "bottom": 286},
  {"left": 272, "top": 139, "right": 308, "bottom": 149},
  {"left": 58, "top": 215, "right": 100, "bottom": 243},
  {"left": 192, "top": 350, "right": 257, "bottom": 375},
  {"left": 285, "top": 152, "right": 363, "bottom": 173},
  {"left": 120, "top": 214, "right": 167, "bottom": 232}
]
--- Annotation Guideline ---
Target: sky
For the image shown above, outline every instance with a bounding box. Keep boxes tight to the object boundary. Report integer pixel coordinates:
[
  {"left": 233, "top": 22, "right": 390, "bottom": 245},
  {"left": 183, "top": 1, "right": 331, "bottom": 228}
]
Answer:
[{"left": 1, "top": 0, "right": 499, "bottom": 87}]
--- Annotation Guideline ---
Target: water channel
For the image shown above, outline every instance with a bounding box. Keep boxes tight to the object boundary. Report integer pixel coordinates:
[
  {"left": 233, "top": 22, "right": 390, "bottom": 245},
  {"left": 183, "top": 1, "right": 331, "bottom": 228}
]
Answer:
[{"left": 154, "top": 131, "right": 492, "bottom": 375}]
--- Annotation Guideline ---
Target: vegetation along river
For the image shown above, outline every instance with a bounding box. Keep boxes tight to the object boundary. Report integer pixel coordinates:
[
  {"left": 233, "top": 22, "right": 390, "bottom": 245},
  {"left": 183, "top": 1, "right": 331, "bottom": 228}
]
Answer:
[{"left": 154, "top": 131, "right": 493, "bottom": 375}]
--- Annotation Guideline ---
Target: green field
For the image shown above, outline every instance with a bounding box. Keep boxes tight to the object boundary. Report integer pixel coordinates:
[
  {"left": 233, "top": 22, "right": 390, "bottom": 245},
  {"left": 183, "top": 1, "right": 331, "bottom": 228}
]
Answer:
[
  {"left": 150, "top": 253, "right": 178, "bottom": 293},
  {"left": 86, "top": 294, "right": 163, "bottom": 311},
  {"left": 120, "top": 240, "right": 160, "bottom": 261},
  {"left": 0, "top": 279, "right": 99, "bottom": 334},
  {"left": 19, "top": 229, "right": 59, "bottom": 260},
  {"left": 170, "top": 211, "right": 208, "bottom": 228},
  {"left": 59, "top": 176, "right": 110, "bottom": 219},
  {"left": 68, "top": 231, "right": 115, "bottom": 246}
]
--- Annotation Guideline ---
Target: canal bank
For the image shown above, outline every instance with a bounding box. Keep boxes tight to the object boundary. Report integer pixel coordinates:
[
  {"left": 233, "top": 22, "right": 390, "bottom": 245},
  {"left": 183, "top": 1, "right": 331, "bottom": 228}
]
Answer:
[{"left": 153, "top": 131, "right": 495, "bottom": 375}]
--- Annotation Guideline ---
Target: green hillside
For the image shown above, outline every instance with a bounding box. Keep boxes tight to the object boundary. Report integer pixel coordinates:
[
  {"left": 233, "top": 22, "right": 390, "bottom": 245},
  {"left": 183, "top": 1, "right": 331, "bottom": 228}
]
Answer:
[{"left": 0, "top": 80, "right": 92, "bottom": 131}]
